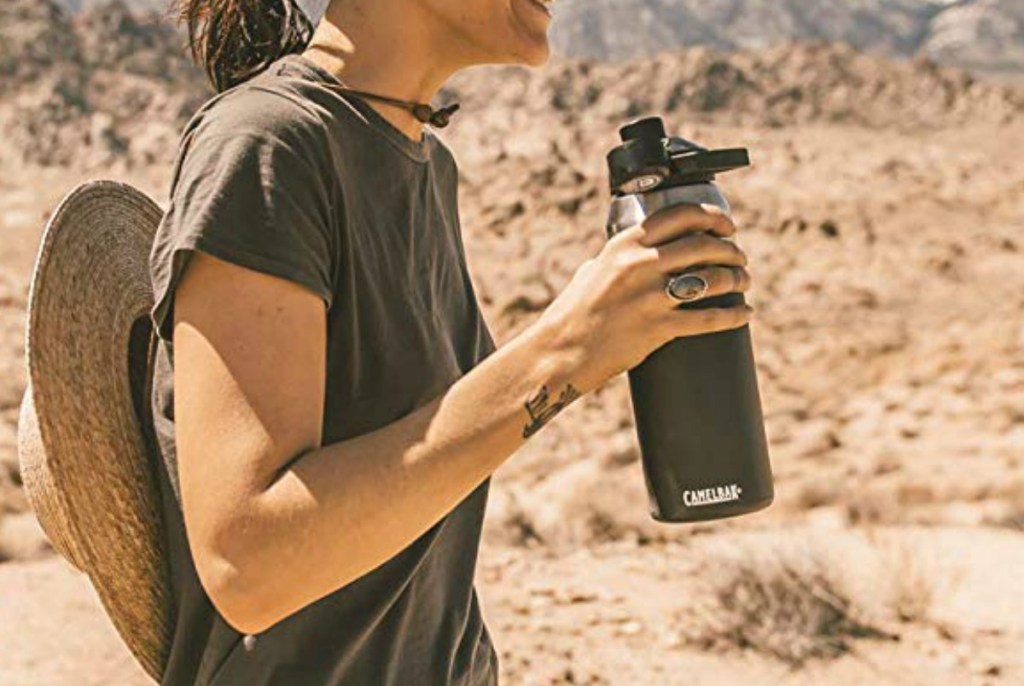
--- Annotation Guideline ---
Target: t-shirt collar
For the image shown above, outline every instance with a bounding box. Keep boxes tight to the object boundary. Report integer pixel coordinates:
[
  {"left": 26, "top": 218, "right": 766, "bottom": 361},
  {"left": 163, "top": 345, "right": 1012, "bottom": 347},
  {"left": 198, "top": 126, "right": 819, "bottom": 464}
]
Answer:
[{"left": 283, "top": 52, "right": 434, "bottom": 163}]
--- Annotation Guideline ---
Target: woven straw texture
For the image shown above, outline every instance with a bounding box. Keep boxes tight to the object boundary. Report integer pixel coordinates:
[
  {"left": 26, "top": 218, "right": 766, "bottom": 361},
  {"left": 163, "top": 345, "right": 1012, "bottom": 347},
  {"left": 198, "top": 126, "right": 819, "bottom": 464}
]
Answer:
[{"left": 18, "top": 181, "right": 173, "bottom": 681}]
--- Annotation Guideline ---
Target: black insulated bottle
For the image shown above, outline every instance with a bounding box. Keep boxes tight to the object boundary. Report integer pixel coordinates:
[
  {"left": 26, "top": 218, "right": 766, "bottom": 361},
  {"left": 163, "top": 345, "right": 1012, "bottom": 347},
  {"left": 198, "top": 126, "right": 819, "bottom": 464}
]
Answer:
[{"left": 605, "top": 117, "right": 774, "bottom": 523}]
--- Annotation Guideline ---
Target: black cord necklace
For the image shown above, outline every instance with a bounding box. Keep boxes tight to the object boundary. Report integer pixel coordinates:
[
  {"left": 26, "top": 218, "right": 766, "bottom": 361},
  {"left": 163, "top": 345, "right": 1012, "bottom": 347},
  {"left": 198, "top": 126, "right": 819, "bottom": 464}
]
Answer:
[{"left": 322, "top": 83, "right": 460, "bottom": 129}]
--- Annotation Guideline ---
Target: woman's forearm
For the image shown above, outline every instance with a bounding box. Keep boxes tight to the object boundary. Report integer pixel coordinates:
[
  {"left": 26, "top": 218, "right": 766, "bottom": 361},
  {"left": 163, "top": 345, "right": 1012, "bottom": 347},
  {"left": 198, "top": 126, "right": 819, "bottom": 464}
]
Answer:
[
  {"left": 214, "top": 318, "right": 582, "bottom": 634},
  {"left": 202, "top": 202, "right": 753, "bottom": 635}
]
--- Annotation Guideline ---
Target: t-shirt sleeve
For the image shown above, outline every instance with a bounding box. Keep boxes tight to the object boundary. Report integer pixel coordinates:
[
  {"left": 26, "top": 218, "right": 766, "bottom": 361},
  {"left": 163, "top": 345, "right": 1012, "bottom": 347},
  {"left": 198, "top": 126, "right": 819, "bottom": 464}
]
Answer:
[{"left": 149, "top": 89, "right": 336, "bottom": 343}]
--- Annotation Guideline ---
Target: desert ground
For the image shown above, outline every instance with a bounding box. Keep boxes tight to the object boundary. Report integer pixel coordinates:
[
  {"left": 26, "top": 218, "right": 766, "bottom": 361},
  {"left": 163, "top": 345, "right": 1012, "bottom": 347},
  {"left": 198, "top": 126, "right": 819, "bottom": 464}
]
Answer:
[{"left": 2, "top": 6, "right": 1024, "bottom": 683}]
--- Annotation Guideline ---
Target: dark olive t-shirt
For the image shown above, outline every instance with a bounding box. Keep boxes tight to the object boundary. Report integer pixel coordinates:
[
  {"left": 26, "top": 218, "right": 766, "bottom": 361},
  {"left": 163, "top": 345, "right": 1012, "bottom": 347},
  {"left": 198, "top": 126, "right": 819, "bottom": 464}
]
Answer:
[{"left": 147, "top": 53, "right": 499, "bottom": 686}]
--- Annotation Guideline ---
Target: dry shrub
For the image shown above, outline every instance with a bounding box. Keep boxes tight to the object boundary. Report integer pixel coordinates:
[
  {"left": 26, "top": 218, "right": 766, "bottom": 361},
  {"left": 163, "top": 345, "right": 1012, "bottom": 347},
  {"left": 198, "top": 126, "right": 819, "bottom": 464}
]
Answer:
[
  {"left": 793, "top": 475, "right": 844, "bottom": 510},
  {"left": 869, "top": 532, "right": 939, "bottom": 624},
  {"left": 998, "top": 511, "right": 1024, "bottom": 531},
  {"left": 0, "top": 509, "right": 9, "bottom": 563},
  {"left": 845, "top": 487, "right": 903, "bottom": 526},
  {"left": 677, "top": 533, "right": 938, "bottom": 667},
  {"left": 992, "top": 484, "right": 1024, "bottom": 531}
]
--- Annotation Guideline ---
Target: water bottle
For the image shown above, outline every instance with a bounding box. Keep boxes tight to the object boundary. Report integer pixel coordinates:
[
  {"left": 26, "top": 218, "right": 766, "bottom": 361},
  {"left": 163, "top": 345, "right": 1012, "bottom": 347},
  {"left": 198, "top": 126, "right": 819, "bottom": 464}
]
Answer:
[{"left": 605, "top": 117, "right": 774, "bottom": 523}]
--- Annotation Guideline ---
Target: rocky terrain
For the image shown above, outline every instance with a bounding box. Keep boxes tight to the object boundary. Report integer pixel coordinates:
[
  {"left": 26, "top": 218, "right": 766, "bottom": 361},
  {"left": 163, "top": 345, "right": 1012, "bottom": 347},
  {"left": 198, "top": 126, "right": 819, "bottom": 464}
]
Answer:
[
  {"left": 2, "top": 1, "right": 1024, "bottom": 684},
  {"left": 0, "top": 0, "right": 205, "bottom": 168},
  {"left": 7, "top": 0, "right": 1024, "bottom": 165}
]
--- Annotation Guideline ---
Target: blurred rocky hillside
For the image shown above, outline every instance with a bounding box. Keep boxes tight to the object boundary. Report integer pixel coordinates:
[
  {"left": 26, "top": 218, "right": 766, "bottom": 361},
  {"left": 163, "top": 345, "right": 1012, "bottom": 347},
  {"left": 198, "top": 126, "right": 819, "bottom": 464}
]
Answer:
[
  {"left": 0, "top": 0, "right": 206, "bottom": 167},
  {"left": 5, "top": 0, "right": 1023, "bottom": 170}
]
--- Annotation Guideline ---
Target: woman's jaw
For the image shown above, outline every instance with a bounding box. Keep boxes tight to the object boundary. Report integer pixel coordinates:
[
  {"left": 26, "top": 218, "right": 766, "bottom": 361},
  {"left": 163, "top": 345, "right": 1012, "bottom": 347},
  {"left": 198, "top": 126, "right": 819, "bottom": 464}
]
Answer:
[
  {"left": 418, "top": 0, "right": 554, "bottom": 68},
  {"left": 505, "top": 0, "right": 555, "bottom": 65}
]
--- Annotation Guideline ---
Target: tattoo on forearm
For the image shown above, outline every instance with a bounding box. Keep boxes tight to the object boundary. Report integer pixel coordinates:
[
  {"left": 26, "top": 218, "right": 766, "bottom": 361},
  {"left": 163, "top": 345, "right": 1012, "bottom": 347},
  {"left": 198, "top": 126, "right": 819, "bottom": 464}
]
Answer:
[{"left": 522, "top": 383, "right": 582, "bottom": 438}]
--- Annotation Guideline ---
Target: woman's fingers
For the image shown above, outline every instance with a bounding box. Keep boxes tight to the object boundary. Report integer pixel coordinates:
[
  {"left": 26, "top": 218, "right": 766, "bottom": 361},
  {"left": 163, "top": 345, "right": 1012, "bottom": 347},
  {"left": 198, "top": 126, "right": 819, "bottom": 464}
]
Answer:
[
  {"left": 654, "top": 231, "right": 748, "bottom": 272},
  {"left": 664, "top": 304, "right": 754, "bottom": 338},
  {"left": 637, "top": 203, "right": 736, "bottom": 246}
]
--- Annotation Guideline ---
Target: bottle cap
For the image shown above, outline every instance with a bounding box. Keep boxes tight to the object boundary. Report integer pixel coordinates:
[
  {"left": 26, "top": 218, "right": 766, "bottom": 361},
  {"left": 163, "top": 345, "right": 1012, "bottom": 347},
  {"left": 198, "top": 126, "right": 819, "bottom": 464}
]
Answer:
[{"left": 607, "top": 117, "right": 751, "bottom": 196}]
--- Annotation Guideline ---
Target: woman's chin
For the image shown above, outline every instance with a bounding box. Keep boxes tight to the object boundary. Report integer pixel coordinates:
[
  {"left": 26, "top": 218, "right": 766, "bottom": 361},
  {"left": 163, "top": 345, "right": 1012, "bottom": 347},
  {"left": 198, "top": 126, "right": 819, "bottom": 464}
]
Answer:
[
  {"left": 459, "top": 13, "right": 552, "bottom": 68},
  {"left": 494, "top": 32, "right": 551, "bottom": 67},
  {"left": 519, "top": 39, "right": 551, "bottom": 67},
  {"left": 507, "top": 0, "right": 553, "bottom": 60}
]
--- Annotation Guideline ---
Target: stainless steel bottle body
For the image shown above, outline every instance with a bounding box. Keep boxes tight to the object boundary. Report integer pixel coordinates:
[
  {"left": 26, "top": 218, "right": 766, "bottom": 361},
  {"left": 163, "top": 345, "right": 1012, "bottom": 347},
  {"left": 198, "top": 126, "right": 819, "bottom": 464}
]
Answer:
[{"left": 607, "top": 182, "right": 774, "bottom": 522}]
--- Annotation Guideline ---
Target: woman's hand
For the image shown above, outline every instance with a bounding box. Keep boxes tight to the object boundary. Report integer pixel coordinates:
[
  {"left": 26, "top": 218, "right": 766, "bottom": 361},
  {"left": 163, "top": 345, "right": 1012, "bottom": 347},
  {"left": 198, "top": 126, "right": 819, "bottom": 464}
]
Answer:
[{"left": 532, "top": 203, "right": 753, "bottom": 395}]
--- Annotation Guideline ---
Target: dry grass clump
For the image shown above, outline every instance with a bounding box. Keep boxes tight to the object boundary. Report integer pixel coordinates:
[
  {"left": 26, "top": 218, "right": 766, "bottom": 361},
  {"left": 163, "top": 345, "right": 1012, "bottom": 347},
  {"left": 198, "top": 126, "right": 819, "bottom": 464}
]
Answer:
[
  {"left": 870, "top": 532, "right": 938, "bottom": 624},
  {"left": 0, "top": 509, "right": 9, "bottom": 563},
  {"left": 678, "top": 533, "right": 939, "bottom": 667},
  {"left": 991, "top": 485, "right": 1024, "bottom": 531},
  {"left": 998, "top": 511, "right": 1024, "bottom": 531},
  {"left": 844, "top": 487, "right": 905, "bottom": 526}
]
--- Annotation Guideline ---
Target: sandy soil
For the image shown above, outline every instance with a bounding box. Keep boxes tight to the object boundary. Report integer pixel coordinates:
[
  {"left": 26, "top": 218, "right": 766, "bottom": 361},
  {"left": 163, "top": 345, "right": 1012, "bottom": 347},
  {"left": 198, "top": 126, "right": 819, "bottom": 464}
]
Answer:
[{"left": 4, "top": 527, "right": 1024, "bottom": 685}]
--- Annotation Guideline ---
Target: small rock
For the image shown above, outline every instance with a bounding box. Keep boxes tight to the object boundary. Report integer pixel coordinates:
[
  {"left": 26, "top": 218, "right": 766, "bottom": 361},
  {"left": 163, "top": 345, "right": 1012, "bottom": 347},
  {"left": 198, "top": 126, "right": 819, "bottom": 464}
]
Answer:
[
  {"left": 615, "top": 620, "right": 644, "bottom": 637},
  {"left": 819, "top": 220, "right": 840, "bottom": 238}
]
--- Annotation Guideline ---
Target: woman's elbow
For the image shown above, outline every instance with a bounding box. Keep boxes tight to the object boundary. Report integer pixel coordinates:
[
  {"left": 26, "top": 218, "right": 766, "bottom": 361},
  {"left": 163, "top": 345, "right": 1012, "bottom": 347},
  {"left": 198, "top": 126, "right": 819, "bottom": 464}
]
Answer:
[{"left": 193, "top": 531, "right": 283, "bottom": 635}]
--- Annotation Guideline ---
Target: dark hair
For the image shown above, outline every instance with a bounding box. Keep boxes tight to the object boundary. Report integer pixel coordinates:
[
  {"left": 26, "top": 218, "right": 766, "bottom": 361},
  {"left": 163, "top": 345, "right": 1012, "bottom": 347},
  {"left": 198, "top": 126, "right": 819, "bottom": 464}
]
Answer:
[{"left": 177, "top": 0, "right": 314, "bottom": 92}]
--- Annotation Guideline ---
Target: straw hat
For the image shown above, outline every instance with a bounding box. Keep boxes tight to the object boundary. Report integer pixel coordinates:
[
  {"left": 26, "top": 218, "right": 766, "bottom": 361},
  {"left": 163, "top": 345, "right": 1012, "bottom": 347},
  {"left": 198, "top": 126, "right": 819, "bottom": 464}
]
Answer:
[{"left": 17, "top": 180, "right": 173, "bottom": 681}]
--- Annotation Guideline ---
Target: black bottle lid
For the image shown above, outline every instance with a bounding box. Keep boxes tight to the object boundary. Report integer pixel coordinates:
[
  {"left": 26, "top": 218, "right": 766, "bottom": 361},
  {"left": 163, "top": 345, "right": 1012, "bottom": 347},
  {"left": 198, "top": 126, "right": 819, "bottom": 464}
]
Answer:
[{"left": 607, "top": 116, "right": 751, "bottom": 196}]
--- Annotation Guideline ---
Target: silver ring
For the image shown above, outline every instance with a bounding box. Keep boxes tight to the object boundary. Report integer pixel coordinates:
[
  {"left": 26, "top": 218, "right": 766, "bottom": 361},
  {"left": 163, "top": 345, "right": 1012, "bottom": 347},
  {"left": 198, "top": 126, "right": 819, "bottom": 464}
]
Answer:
[{"left": 666, "top": 273, "right": 710, "bottom": 303}]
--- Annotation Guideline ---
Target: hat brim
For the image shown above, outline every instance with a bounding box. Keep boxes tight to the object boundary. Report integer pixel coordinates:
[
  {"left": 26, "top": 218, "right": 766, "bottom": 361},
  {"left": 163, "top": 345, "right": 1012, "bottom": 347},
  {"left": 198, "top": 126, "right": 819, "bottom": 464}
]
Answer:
[{"left": 18, "top": 180, "right": 173, "bottom": 681}]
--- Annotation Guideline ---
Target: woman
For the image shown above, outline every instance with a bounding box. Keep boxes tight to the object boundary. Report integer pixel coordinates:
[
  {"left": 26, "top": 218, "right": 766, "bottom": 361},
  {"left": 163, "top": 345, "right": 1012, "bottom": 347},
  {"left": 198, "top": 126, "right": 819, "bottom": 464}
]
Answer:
[{"left": 148, "top": 0, "right": 754, "bottom": 683}]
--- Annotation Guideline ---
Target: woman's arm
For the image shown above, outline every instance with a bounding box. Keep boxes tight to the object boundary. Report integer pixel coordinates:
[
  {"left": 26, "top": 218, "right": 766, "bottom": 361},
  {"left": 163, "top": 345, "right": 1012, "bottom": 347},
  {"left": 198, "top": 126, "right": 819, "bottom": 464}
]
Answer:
[{"left": 173, "top": 203, "right": 752, "bottom": 635}]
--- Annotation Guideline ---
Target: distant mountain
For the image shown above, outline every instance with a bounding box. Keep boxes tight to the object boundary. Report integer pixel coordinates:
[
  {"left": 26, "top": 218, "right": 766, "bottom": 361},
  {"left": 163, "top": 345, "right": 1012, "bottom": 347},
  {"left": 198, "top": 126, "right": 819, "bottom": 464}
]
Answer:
[
  {"left": 549, "top": 0, "right": 1024, "bottom": 75},
  {"left": 924, "top": 0, "right": 1024, "bottom": 72},
  {"left": 57, "top": 0, "right": 168, "bottom": 12},
  {"left": 55, "top": 0, "right": 323, "bottom": 17},
  {"left": 55, "top": 0, "right": 324, "bottom": 15}
]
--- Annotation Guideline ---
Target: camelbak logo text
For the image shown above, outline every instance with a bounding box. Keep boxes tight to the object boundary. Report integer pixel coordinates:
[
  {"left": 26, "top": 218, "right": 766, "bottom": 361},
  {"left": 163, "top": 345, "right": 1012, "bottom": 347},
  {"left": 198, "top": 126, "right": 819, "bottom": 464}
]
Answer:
[{"left": 683, "top": 484, "right": 743, "bottom": 507}]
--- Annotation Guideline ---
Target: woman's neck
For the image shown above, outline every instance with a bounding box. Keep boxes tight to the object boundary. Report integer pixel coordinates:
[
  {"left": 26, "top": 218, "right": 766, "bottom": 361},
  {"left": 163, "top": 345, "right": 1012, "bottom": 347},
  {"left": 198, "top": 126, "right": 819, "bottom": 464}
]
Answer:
[{"left": 302, "top": 0, "right": 461, "bottom": 142}]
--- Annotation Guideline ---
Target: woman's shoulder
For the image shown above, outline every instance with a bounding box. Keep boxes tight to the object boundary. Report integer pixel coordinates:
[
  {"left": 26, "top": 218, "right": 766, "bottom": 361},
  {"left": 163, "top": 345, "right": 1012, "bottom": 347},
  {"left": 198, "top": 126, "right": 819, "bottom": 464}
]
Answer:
[
  {"left": 166, "top": 62, "right": 340, "bottom": 197},
  {"left": 180, "top": 73, "right": 327, "bottom": 149}
]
